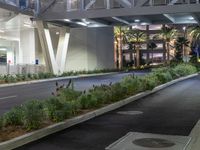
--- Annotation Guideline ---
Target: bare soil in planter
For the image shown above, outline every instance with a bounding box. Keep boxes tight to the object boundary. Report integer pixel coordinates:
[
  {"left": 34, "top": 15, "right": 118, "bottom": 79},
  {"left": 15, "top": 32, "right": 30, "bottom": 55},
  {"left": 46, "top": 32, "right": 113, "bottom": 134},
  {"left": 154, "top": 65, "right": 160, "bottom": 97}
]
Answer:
[{"left": 0, "top": 126, "right": 27, "bottom": 142}]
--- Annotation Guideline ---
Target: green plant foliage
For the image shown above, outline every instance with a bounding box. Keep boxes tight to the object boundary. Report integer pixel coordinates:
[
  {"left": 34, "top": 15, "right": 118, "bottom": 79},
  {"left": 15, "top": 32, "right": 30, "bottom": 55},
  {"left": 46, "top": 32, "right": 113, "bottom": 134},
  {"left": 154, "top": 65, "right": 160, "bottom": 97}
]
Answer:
[
  {"left": 0, "top": 63, "right": 198, "bottom": 133},
  {"left": 0, "top": 117, "right": 3, "bottom": 130},
  {"left": 173, "top": 63, "right": 197, "bottom": 76},
  {"left": 121, "top": 76, "right": 144, "bottom": 95},
  {"left": 44, "top": 97, "right": 73, "bottom": 122},
  {"left": 4, "top": 106, "right": 23, "bottom": 126},
  {"left": 58, "top": 88, "right": 82, "bottom": 102},
  {"left": 22, "top": 100, "right": 45, "bottom": 130},
  {"left": 142, "top": 74, "right": 159, "bottom": 90},
  {"left": 110, "top": 83, "right": 128, "bottom": 102}
]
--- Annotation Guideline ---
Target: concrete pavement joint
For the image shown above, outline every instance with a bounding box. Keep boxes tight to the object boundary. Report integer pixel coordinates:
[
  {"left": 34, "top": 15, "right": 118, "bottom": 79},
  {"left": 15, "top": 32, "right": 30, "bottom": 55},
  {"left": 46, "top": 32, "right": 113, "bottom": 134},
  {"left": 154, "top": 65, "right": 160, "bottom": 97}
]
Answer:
[
  {"left": 0, "top": 73, "right": 198, "bottom": 150},
  {"left": 186, "top": 120, "right": 200, "bottom": 150}
]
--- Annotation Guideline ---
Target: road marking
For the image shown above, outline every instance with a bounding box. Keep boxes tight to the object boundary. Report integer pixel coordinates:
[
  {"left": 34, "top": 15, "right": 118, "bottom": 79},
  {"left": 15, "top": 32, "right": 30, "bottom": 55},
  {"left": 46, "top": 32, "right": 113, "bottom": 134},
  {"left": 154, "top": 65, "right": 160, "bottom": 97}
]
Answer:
[{"left": 0, "top": 95, "right": 17, "bottom": 100}]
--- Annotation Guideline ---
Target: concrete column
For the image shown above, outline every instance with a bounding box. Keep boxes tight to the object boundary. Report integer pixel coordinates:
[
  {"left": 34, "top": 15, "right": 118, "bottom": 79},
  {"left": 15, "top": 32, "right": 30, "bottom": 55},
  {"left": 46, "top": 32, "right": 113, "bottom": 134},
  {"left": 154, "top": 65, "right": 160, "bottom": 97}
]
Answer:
[
  {"left": 56, "top": 27, "right": 70, "bottom": 74},
  {"left": 36, "top": 20, "right": 59, "bottom": 74}
]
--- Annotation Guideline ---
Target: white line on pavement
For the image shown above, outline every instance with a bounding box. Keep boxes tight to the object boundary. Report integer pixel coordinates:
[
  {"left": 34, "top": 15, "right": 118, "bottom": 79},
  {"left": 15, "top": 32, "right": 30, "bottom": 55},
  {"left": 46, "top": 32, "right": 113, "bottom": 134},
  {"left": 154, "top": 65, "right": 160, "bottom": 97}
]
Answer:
[{"left": 0, "top": 95, "right": 17, "bottom": 100}]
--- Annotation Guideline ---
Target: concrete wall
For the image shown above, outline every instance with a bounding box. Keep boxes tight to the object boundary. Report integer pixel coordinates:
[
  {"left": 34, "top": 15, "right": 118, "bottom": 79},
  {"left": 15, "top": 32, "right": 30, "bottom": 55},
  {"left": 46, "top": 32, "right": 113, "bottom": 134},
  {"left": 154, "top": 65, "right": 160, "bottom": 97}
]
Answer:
[
  {"left": 20, "top": 29, "right": 36, "bottom": 64},
  {"left": 65, "top": 27, "right": 114, "bottom": 71}
]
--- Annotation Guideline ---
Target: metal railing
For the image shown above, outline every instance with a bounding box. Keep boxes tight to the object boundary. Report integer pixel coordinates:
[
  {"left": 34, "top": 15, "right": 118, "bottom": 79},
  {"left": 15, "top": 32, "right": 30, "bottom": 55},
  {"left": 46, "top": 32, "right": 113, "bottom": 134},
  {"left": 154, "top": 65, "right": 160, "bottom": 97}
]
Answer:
[
  {"left": 65, "top": 0, "right": 200, "bottom": 12},
  {"left": 0, "top": 0, "right": 40, "bottom": 15}
]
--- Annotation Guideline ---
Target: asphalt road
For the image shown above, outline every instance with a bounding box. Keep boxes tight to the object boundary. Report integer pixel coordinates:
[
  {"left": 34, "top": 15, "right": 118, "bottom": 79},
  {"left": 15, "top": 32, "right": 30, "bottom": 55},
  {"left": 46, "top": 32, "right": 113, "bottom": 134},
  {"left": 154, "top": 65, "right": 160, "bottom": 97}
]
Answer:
[
  {"left": 17, "top": 75, "right": 200, "bottom": 150},
  {"left": 0, "top": 71, "right": 146, "bottom": 115}
]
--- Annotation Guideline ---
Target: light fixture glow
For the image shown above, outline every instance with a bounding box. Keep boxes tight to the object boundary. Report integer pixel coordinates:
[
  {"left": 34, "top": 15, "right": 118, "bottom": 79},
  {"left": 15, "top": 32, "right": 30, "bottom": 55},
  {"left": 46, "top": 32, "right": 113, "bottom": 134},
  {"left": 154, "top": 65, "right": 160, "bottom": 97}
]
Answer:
[
  {"left": 134, "top": 19, "right": 140, "bottom": 23},
  {"left": 141, "top": 22, "right": 149, "bottom": 25},
  {"left": 76, "top": 22, "right": 87, "bottom": 26},
  {"left": 82, "top": 19, "right": 90, "bottom": 25},
  {"left": 56, "top": 32, "right": 60, "bottom": 35},
  {"left": 64, "top": 19, "right": 71, "bottom": 22},
  {"left": 0, "top": 30, "right": 5, "bottom": 33},
  {"left": 0, "top": 48, "right": 6, "bottom": 51},
  {"left": 188, "top": 16, "right": 194, "bottom": 20}
]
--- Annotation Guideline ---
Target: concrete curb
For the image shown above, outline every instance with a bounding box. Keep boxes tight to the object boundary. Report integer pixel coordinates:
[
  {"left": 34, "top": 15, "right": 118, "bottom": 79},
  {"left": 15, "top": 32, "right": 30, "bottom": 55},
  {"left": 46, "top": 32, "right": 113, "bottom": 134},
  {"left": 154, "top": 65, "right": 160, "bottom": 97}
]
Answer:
[
  {"left": 186, "top": 120, "right": 200, "bottom": 150},
  {"left": 0, "top": 73, "right": 198, "bottom": 150},
  {"left": 0, "top": 72, "right": 118, "bottom": 88}
]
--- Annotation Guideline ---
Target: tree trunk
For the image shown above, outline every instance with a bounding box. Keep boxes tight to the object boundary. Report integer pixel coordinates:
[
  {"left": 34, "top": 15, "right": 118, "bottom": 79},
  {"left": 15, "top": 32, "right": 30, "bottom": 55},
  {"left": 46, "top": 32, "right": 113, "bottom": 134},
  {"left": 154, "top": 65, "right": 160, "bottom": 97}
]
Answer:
[
  {"left": 167, "top": 42, "right": 170, "bottom": 62},
  {"left": 136, "top": 46, "right": 140, "bottom": 67}
]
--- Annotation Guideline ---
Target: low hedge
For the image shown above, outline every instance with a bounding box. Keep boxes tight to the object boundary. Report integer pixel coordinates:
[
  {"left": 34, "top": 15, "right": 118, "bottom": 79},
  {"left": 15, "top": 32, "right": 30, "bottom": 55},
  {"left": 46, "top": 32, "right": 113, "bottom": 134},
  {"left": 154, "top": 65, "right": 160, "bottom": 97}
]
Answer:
[{"left": 0, "top": 63, "right": 198, "bottom": 131}]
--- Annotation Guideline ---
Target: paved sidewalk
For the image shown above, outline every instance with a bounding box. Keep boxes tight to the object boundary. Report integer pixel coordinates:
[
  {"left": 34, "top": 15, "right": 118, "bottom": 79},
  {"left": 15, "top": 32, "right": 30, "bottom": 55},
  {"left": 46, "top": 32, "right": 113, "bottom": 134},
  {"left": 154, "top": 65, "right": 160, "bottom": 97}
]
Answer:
[{"left": 17, "top": 75, "right": 200, "bottom": 150}]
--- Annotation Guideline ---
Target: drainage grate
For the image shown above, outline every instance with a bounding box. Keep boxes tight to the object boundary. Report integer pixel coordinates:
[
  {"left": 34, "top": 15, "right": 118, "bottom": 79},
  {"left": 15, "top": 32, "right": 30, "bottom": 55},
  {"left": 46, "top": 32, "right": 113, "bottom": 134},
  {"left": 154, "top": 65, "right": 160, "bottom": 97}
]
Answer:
[
  {"left": 106, "top": 132, "right": 191, "bottom": 150},
  {"left": 117, "top": 111, "right": 143, "bottom": 115}
]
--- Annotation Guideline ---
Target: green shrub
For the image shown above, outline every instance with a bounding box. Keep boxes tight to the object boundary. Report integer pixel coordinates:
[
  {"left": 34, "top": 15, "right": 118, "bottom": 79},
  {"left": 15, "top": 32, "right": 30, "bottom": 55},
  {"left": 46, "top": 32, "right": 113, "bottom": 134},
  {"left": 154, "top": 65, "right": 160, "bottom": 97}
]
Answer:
[
  {"left": 110, "top": 83, "right": 128, "bottom": 102},
  {"left": 121, "top": 76, "right": 144, "bottom": 95},
  {"left": 44, "top": 98, "right": 73, "bottom": 122},
  {"left": 22, "top": 100, "right": 45, "bottom": 130},
  {"left": 58, "top": 88, "right": 82, "bottom": 102},
  {"left": 0, "top": 117, "right": 3, "bottom": 129},
  {"left": 173, "top": 63, "right": 197, "bottom": 76},
  {"left": 153, "top": 71, "right": 173, "bottom": 84},
  {"left": 142, "top": 74, "right": 159, "bottom": 90},
  {"left": 4, "top": 106, "right": 23, "bottom": 126},
  {"left": 78, "top": 94, "right": 98, "bottom": 109}
]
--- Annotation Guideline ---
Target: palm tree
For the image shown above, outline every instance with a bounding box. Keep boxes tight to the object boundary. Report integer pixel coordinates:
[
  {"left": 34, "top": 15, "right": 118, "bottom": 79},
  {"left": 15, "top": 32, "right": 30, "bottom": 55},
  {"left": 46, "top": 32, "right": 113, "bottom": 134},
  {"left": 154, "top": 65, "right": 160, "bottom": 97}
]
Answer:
[
  {"left": 114, "top": 26, "right": 128, "bottom": 69},
  {"left": 189, "top": 25, "right": 200, "bottom": 40},
  {"left": 160, "top": 26, "right": 177, "bottom": 62},
  {"left": 126, "top": 29, "right": 146, "bottom": 67},
  {"left": 148, "top": 42, "right": 157, "bottom": 63},
  {"left": 189, "top": 25, "right": 200, "bottom": 62},
  {"left": 175, "top": 37, "right": 190, "bottom": 62}
]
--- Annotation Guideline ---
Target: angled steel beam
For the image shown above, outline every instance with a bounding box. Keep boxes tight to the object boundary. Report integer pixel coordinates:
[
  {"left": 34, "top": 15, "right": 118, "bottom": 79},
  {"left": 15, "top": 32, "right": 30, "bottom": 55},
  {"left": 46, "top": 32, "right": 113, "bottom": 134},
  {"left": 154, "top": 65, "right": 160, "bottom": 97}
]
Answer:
[
  {"left": 168, "top": 0, "right": 179, "bottom": 5},
  {"left": 192, "top": 13, "right": 200, "bottom": 25},
  {"left": 115, "top": 0, "right": 132, "bottom": 8},
  {"left": 135, "top": 0, "right": 149, "bottom": 6},
  {"left": 85, "top": 0, "right": 96, "bottom": 10},
  {"left": 39, "top": 0, "right": 56, "bottom": 15},
  {"left": 112, "top": 17, "right": 131, "bottom": 25}
]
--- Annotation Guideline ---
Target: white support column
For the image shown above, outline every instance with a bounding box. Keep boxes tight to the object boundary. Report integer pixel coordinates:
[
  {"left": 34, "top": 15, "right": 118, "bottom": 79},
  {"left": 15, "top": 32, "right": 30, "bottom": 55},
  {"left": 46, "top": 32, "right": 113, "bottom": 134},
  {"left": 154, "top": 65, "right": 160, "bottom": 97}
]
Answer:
[
  {"left": 56, "top": 27, "right": 70, "bottom": 74},
  {"left": 36, "top": 20, "right": 59, "bottom": 74}
]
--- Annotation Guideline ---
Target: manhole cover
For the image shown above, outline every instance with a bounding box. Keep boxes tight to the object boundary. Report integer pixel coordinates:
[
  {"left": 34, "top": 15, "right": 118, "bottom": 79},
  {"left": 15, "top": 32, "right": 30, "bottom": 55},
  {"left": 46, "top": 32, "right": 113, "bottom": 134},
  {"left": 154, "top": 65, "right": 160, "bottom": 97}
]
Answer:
[
  {"left": 117, "top": 111, "right": 143, "bottom": 115},
  {"left": 133, "top": 138, "right": 175, "bottom": 148}
]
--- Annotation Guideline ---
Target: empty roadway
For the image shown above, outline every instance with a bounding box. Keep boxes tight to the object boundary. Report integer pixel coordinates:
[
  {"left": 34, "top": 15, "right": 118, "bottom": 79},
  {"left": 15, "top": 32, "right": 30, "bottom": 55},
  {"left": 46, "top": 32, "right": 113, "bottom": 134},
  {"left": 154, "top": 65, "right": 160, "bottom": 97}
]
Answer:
[{"left": 0, "top": 71, "right": 146, "bottom": 115}]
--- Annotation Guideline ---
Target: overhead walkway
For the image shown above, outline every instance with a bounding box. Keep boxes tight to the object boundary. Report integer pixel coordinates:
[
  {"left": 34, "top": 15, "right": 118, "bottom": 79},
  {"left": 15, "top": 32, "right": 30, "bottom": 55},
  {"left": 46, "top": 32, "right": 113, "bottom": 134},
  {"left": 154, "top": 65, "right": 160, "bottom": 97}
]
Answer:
[{"left": 36, "top": 0, "right": 200, "bottom": 26}]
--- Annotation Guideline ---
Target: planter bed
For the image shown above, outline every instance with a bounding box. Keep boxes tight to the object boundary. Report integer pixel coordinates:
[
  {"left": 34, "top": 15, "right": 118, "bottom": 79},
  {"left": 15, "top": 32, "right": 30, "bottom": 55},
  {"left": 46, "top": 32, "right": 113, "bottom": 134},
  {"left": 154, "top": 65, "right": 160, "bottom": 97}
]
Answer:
[{"left": 0, "top": 63, "right": 198, "bottom": 150}]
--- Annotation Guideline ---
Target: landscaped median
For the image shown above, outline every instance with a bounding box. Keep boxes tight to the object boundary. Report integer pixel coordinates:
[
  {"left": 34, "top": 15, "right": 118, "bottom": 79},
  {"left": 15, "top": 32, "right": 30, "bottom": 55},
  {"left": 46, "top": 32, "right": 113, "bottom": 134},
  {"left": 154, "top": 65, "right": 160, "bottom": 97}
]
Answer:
[{"left": 0, "top": 63, "right": 198, "bottom": 150}]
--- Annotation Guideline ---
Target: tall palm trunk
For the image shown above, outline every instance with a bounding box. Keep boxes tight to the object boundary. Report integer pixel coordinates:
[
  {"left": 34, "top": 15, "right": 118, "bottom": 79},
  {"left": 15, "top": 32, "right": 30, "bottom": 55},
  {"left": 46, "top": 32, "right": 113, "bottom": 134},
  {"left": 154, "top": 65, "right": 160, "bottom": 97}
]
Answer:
[
  {"left": 136, "top": 45, "right": 140, "bottom": 67},
  {"left": 166, "top": 42, "right": 170, "bottom": 62}
]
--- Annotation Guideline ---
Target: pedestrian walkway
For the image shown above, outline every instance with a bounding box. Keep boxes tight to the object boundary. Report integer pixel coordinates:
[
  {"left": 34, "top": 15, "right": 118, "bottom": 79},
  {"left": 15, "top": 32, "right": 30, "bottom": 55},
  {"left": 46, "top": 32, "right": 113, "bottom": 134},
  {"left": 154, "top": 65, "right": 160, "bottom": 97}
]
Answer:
[{"left": 17, "top": 75, "right": 200, "bottom": 150}]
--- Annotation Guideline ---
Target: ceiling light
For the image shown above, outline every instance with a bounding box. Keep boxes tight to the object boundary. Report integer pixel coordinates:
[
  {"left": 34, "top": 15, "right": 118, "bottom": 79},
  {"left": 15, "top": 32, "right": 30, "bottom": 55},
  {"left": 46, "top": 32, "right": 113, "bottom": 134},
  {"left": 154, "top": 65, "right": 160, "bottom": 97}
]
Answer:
[
  {"left": 0, "top": 30, "right": 5, "bottom": 33},
  {"left": 188, "top": 16, "right": 194, "bottom": 20},
  {"left": 0, "top": 48, "right": 6, "bottom": 51},
  {"left": 56, "top": 32, "right": 60, "bottom": 35},
  {"left": 134, "top": 19, "right": 140, "bottom": 23},
  {"left": 64, "top": 19, "right": 71, "bottom": 22},
  {"left": 141, "top": 22, "right": 148, "bottom": 25},
  {"left": 82, "top": 19, "right": 90, "bottom": 25},
  {"left": 76, "top": 22, "right": 87, "bottom": 26}
]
